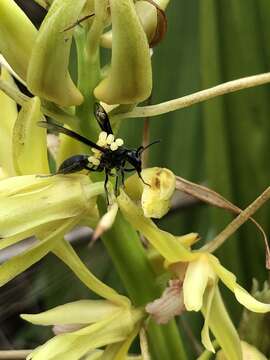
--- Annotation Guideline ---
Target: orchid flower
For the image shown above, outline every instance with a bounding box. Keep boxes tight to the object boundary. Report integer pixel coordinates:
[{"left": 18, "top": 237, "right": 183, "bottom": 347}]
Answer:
[
  {"left": 118, "top": 179, "right": 270, "bottom": 358},
  {"left": 21, "top": 299, "right": 144, "bottom": 360}
]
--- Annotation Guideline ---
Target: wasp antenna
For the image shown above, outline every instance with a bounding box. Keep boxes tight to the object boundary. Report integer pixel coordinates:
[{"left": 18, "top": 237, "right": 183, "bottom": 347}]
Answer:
[
  {"left": 138, "top": 140, "right": 161, "bottom": 155},
  {"left": 62, "top": 13, "right": 95, "bottom": 32}
]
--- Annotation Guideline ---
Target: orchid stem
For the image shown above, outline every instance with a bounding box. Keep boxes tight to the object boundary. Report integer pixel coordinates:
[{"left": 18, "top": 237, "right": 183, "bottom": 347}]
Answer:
[
  {"left": 201, "top": 187, "right": 270, "bottom": 253},
  {"left": 116, "top": 72, "right": 270, "bottom": 119},
  {"left": 0, "top": 350, "right": 32, "bottom": 359}
]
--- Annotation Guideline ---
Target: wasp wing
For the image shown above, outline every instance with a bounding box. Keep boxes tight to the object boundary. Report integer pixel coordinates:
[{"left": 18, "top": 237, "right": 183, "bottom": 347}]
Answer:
[
  {"left": 94, "top": 103, "right": 113, "bottom": 134},
  {"left": 38, "top": 121, "right": 105, "bottom": 152}
]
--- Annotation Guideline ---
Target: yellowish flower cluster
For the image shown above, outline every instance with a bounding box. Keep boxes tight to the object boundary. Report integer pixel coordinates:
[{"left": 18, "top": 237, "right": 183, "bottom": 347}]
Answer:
[{"left": 88, "top": 131, "right": 124, "bottom": 166}]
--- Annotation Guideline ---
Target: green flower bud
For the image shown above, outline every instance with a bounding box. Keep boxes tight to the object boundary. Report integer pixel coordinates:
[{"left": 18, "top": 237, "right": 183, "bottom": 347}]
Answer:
[
  {"left": 27, "top": 0, "right": 85, "bottom": 106},
  {"left": 94, "top": 0, "right": 152, "bottom": 104},
  {"left": 141, "top": 167, "right": 175, "bottom": 218},
  {"left": 125, "top": 167, "right": 176, "bottom": 218},
  {"left": 0, "top": 0, "right": 37, "bottom": 80}
]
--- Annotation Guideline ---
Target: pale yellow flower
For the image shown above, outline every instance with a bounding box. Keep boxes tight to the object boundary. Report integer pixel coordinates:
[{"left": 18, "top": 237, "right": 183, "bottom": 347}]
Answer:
[{"left": 22, "top": 299, "right": 144, "bottom": 360}]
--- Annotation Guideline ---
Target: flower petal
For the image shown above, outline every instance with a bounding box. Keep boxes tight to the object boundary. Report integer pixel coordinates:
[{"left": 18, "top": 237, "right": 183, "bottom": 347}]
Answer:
[
  {"left": 118, "top": 190, "right": 196, "bottom": 263},
  {"left": 202, "top": 287, "right": 242, "bottom": 360},
  {"left": 140, "top": 167, "right": 176, "bottom": 219},
  {"left": 100, "top": 325, "right": 140, "bottom": 360},
  {"left": 201, "top": 285, "right": 216, "bottom": 352},
  {"left": 209, "top": 254, "right": 270, "bottom": 313},
  {"left": 26, "top": 308, "right": 143, "bottom": 360},
  {"left": 125, "top": 167, "right": 176, "bottom": 219},
  {"left": 92, "top": 200, "right": 119, "bottom": 241},
  {"left": 216, "top": 341, "right": 267, "bottom": 360},
  {"left": 208, "top": 254, "right": 236, "bottom": 292},
  {"left": 135, "top": 1, "right": 158, "bottom": 45},
  {"left": 146, "top": 280, "right": 184, "bottom": 324},
  {"left": 0, "top": 175, "right": 102, "bottom": 238},
  {"left": 21, "top": 300, "right": 121, "bottom": 326},
  {"left": 12, "top": 97, "right": 50, "bottom": 175},
  {"left": 0, "top": 68, "right": 17, "bottom": 176},
  {"left": 0, "top": 218, "right": 77, "bottom": 287},
  {"left": 234, "top": 285, "right": 270, "bottom": 313},
  {"left": 53, "top": 239, "right": 130, "bottom": 307},
  {"left": 183, "top": 254, "right": 216, "bottom": 311},
  {"left": 0, "top": 220, "right": 65, "bottom": 251}
]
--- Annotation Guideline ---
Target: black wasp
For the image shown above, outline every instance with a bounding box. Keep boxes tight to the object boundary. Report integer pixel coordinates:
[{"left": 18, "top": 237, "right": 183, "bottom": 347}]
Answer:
[{"left": 39, "top": 103, "right": 158, "bottom": 200}]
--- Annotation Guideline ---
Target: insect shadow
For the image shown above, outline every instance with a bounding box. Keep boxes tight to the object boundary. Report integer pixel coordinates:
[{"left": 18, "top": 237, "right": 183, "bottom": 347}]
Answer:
[{"left": 39, "top": 103, "right": 159, "bottom": 202}]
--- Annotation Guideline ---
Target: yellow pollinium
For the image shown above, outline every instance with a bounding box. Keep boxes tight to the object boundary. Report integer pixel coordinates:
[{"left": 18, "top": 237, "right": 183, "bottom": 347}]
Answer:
[{"left": 88, "top": 132, "right": 125, "bottom": 166}]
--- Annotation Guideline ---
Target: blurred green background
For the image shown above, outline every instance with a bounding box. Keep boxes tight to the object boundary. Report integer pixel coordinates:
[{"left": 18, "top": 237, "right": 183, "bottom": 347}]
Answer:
[{"left": 1, "top": 0, "right": 270, "bottom": 358}]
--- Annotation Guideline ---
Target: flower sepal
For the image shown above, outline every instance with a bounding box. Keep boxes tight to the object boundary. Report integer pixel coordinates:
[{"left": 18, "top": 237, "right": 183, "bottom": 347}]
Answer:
[{"left": 21, "top": 299, "right": 145, "bottom": 360}]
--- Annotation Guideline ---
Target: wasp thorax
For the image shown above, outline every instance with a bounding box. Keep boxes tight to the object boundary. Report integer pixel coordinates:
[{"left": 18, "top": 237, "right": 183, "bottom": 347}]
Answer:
[{"left": 88, "top": 131, "right": 125, "bottom": 166}]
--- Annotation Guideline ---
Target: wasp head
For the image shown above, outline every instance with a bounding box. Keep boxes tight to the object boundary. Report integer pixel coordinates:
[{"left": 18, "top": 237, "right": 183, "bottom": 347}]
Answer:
[{"left": 126, "top": 148, "right": 143, "bottom": 173}]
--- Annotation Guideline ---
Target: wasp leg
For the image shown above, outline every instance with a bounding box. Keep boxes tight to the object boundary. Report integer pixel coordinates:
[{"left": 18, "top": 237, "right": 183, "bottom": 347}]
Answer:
[
  {"left": 120, "top": 168, "right": 126, "bottom": 189},
  {"left": 114, "top": 172, "right": 119, "bottom": 195},
  {"left": 123, "top": 167, "right": 136, "bottom": 172},
  {"left": 124, "top": 167, "right": 150, "bottom": 187},
  {"left": 137, "top": 170, "right": 151, "bottom": 187},
  {"left": 104, "top": 170, "right": 110, "bottom": 204},
  {"left": 85, "top": 165, "right": 98, "bottom": 171},
  {"left": 36, "top": 173, "right": 54, "bottom": 178}
]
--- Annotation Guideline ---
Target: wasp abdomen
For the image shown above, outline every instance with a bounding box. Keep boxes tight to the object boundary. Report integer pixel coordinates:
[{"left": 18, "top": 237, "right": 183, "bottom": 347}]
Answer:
[{"left": 57, "top": 155, "right": 90, "bottom": 174}]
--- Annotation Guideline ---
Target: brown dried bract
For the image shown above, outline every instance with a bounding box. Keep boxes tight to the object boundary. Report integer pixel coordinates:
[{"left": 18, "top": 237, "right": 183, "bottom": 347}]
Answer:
[{"left": 145, "top": 0, "right": 168, "bottom": 47}]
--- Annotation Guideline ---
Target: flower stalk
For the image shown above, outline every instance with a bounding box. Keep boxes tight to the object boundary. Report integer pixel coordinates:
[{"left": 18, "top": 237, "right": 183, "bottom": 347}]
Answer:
[
  {"left": 115, "top": 71, "right": 270, "bottom": 119},
  {"left": 202, "top": 186, "right": 270, "bottom": 254},
  {"left": 98, "top": 197, "right": 188, "bottom": 360}
]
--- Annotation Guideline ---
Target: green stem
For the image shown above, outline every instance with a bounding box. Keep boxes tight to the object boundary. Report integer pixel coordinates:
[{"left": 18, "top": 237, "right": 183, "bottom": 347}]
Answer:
[
  {"left": 75, "top": 0, "right": 107, "bottom": 139},
  {"left": 201, "top": 186, "right": 270, "bottom": 253},
  {"left": 75, "top": 26, "right": 100, "bottom": 139},
  {"left": 113, "top": 72, "right": 270, "bottom": 120},
  {"left": 99, "top": 198, "right": 187, "bottom": 360},
  {"left": 74, "top": 1, "right": 187, "bottom": 356}
]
